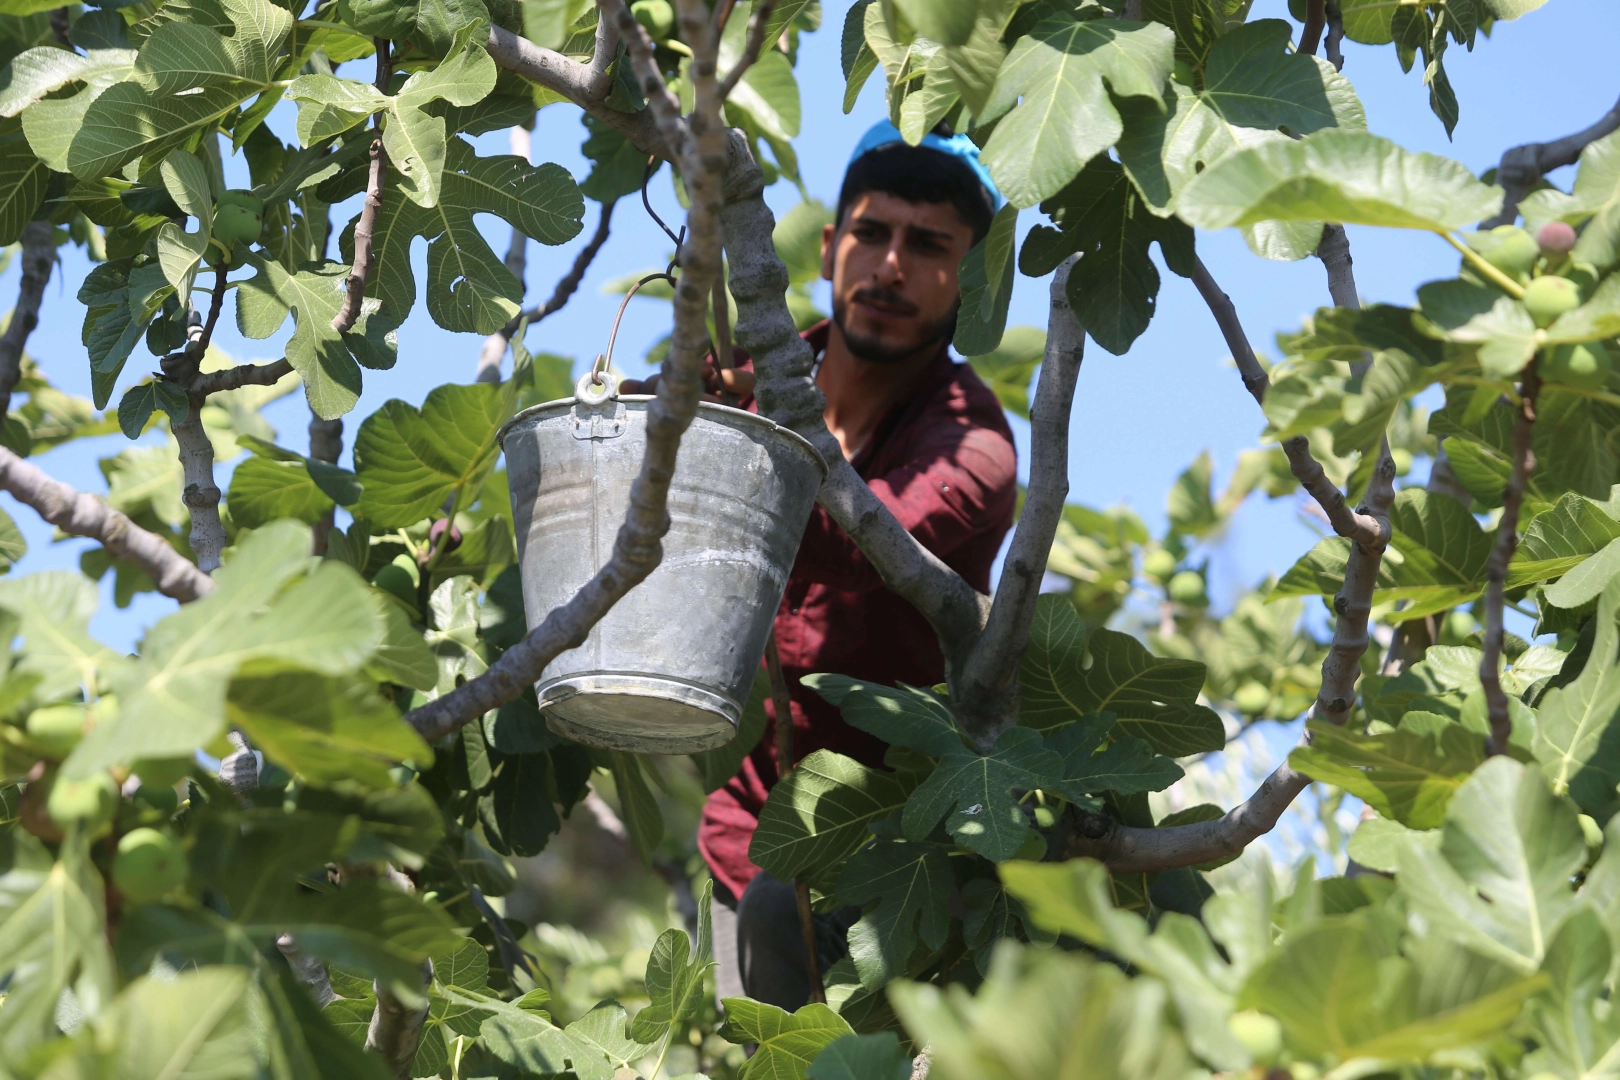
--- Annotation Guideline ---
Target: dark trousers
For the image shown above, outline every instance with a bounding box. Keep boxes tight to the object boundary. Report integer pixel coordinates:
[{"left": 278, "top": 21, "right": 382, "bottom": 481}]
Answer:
[{"left": 711, "top": 871, "right": 860, "bottom": 1012}]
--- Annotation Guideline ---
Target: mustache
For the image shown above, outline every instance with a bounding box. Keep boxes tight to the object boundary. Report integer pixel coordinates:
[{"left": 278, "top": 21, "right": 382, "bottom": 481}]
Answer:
[{"left": 850, "top": 287, "right": 918, "bottom": 315}]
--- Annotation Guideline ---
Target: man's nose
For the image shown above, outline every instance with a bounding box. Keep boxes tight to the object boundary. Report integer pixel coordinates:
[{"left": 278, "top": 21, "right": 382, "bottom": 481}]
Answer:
[{"left": 872, "top": 236, "right": 905, "bottom": 284}]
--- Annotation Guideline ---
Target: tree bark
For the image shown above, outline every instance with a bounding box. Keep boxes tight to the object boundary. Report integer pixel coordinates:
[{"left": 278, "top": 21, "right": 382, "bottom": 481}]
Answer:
[
  {"left": 953, "top": 257, "right": 1084, "bottom": 747},
  {"left": 1480, "top": 362, "right": 1540, "bottom": 755},
  {"left": 1482, "top": 94, "right": 1620, "bottom": 228},
  {"left": 0, "top": 221, "right": 56, "bottom": 422}
]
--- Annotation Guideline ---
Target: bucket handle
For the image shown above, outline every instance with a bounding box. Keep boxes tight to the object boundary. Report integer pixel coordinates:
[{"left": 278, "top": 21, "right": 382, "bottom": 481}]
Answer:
[{"left": 575, "top": 370, "right": 619, "bottom": 406}]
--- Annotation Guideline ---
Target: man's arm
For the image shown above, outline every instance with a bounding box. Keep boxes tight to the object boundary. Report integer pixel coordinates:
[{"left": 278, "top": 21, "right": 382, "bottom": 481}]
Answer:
[{"left": 792, "top": 420, "right": 1015, "bottom": 593}]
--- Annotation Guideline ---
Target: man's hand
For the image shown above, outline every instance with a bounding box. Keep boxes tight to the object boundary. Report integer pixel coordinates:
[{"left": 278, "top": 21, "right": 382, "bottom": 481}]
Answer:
[{"left": 619, "top": 359, "right": 756, "bottom": 401}]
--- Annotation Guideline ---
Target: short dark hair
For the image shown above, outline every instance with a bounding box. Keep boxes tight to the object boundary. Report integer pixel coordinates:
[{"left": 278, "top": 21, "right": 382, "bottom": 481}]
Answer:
[{"left": 836, "top": 134, "right": 996, "bottom": 245}]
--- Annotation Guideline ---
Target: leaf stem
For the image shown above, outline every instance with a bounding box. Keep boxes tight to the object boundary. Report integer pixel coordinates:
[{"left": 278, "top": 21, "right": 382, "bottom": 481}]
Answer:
[
  {"left": 649, "top": 1028, "right": 674, "bottom": 1080},
  {"left": 1440, "top": 231, "right": 1527, "bottom": 299},
  {"left": 296, "top": 18, "right": 351, "bottom": 31}
]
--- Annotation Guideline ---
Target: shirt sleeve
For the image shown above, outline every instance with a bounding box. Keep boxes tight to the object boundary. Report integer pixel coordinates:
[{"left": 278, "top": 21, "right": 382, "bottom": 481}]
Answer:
[{"left": 790, "top": 417, "right": 1015, "bottom": 593}]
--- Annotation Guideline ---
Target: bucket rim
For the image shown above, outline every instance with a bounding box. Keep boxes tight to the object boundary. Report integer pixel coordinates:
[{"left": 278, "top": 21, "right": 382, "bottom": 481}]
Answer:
[{"left": 497, "top": 394, "right": 829, "bottom": 478}]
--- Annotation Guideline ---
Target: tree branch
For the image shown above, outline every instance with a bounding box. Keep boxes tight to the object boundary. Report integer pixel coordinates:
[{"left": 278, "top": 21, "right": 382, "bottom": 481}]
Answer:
[
  {"left": 1316, "top": 224, "right": 1358, "bottom": 309},
  {"left": 953, "top": 257, "right": 1084, "bottom": 747},
  {"left": 333, "top": 40, "right": 392, "bottom": 333},
  {"left": 1324, "top": 1, "right": 1345, "bottom": 71},
  {"left": 402, "top": 0, "right": 727, "bottom": 742},
  {"left": 1072, "top": 243, "right": 1397, "bottom": 872},
  {"left": 367, "top": 964, "right": 431, "bottom": 1077},
  {"left": 715, "top": 0, "right": 778, "bottom": 101},
  {"left": 477, "top": 199, "right": 617, "bottom": 383},
  {"left": 0, "top": 446, "right": 213, "bottom": 601},
  {"left": 1298, "top": 0, "right": 1326, "bottom": 57},
  {"left": 310, "top": 415, "right": 343, "bottom": 555},
  {"left": 485, "top": 23, "right": 667, "bottom": 158},
  {"left": 1481, "top": 361, "right": 1539, "bottom": 755},
  {"left": 1482, "top": 93, "right": 1620, "bottom": 228},
  {"left": 0, "top": 221, "right": 55, "bottom": 422},
  {"left": 718, "top": 133, "right": 990, "bottom": 674},
  {"left": 277, "top": 933, "right": 337, "bottom": 1006},
  {"left": 190, "top": 358, "right": 294, "bottom": 397}
]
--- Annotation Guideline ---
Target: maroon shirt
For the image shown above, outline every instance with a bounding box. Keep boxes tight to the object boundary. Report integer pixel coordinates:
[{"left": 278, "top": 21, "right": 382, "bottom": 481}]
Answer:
[{"left": 698, "top": 322, "right": 1018, "bottom": 898}]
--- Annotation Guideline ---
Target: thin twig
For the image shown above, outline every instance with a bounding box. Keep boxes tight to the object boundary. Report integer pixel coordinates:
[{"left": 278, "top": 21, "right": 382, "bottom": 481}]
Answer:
[
  {"left": 477, "top": 199, "right": 617, "bottom": 383},
  {"left": 50, "top": 7, "right": 70, "bottom": 47},
  {"left": 954, "top": 257, "right": 1084, "bottom": 747},
  {"left": 1324, "top": 1, "right": 1345, "bottom": 70},
  {"left": 0, "top": 222, "right": 56, "bottom": 421},
  {"left": 1298, "top": 0, "right": 1326, "bottom": 56},
  {"left": 1482, "top": 93, "right": 1620, "bottom": 228},
  {"left": 0, "top": 446, "right": 213, "bottom": 601},
  {"left": 715, "top": 0, "right": 779, "bottom": 101},
  {"left": 1481, "top": 361, "right": 1540, "bottom": 755},
  {"left": 402, "top": 0, "right": 729, "bottom": 741},
  {"left": 333, "top": 40, "right": 392, "bottom": 333}
]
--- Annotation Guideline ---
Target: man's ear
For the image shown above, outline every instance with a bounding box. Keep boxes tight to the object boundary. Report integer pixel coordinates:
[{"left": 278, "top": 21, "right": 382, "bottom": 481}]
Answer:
[{"left": 820, "top": 222, "right": 836, "bottom": 282}]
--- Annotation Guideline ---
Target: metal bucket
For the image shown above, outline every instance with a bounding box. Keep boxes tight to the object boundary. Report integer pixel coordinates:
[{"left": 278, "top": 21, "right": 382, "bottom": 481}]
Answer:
[{"left": 499, "top": 373, "right": 827, "bottom": 755}]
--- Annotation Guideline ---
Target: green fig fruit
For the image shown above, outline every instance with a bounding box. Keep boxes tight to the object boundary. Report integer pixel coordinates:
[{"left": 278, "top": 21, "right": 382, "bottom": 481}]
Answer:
[
  {"left": 631, "top": 0, "right": 674, "bottom": 39},
  {"left": 47, "top": 771, "right": 119, "bottom": 835},
  {"left": 372, "top": 563, "right": 418, "bottom": 608},
  {"left": 1522, "top": 274, "right": 1580, "bottom": 327},
  {"left": 213, "top": 201, "right": 262, "bottom": 247},
  {"left": 1478, "top": 225, "right": 1540, "bottom": 281},
  {"left": 1538, "top": 220, "right": 1577, "bottom": 256},
  {"left": 1232, "top": 681, "right": 1271, "bottom": 715},
  {"left": 1444, "top": 610, "right": 1477, "bottom": 641},
  {"left": 1012, "top": 830, "right": 1047, "bottom": 861},
  {"left": 1168, "top": 570, "right": 1206, "bottom": 604},
  {"left": 134, "top": 783, "right": 179, "bottom": 813},
  {"left": 1580, "top": 813, "right": 1604, "bottom": 850},
  {"left": 25, "top": 703, "right": 88, "bottom": 757},
  {"left": 1142, "top": 549, "right": 1177, "bottom": 582},
  {"left": 114, "top": 827, "right": 187, "bottom": 904},
  {"left": 1542, "top": 341, "right": 1613, "bottom": 390},
  {"left": 1227, "top": 1010, "right": 1283, "bottom": 1063}
]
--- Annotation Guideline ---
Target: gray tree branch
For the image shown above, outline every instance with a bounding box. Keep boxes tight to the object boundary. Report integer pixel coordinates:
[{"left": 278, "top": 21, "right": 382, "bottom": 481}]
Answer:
[
  {"left": 1481, "top": 93, "right": 1620, "bottom": 228},
  {"left": 953, "top": 257, "right": 1084, "bottom": 747},
  {"left": 716, "top": 0, "right": 778, "bottom": 100},
  {"left": 1070, "top": 242, "right": 1397, "bottom": 873},
  {"left": 190, "top": 358, "right": 294, "bottom": 397},
  {"left": 1480, "top": 362, "right": 1540, "bottom": 755},
  {"left": 401, "top": 0, "right": 727, "bottom": 742},
  {"left": 0, "top": 221, "right": 56, "bottom": 422},
  {"left": 310, "top": 415, "right": 343, "bottom": 556},
  {"left": 170, "top": 310, "right": 229, "bottom": 572},
  {"left": 334, "top": 40, "right": 392, "bottom": 333},
  {"left": 0, "top": 446, "right": 213, "bottom": 601}
]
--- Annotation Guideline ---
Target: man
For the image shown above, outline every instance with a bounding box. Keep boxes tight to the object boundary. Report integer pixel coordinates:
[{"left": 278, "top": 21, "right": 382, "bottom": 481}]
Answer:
[{"left": 633, "top": 121, "right": 1018, "bottom": 1009}]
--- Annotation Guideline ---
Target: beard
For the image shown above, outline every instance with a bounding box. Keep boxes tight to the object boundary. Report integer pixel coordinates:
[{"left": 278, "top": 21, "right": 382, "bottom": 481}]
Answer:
[{"left": 832, "top": 287, "right": 957, "bottom": 365}]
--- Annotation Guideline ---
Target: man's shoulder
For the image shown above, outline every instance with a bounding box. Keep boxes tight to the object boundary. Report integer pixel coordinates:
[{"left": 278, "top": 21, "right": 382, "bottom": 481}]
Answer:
[{"left": 933, "top": 355, "right": 1016, "bottom": 439}]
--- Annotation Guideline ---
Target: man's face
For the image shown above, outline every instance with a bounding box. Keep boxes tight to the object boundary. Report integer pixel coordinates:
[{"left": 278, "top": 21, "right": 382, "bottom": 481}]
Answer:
[{"left": 821, "top": 191, "right": 977, "bottom": 365}]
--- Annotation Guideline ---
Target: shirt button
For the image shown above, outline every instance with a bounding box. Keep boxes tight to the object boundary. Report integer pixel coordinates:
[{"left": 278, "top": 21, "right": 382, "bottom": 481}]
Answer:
[{"left": 790, "top": 607, "right": 799, "bottom": 615}]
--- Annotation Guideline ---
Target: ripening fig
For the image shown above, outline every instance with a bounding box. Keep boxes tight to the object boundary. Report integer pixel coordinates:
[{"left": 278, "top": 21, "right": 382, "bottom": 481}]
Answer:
[
  {"left": 1012, "top": 830, "right": 1047, "bottom": 861},
  {"left": 1232, "top": 681, "right": 1271, "bottom": 715},
  {"left": 1168, "top": 570, "right": 1206, "bottom": 604},
  {"left": 1142, "top": 549, "right": 1177, "bottom": 582},
  {"left": 430, "top": 517, "right": 464, "bottom": 555},
  {"left": 1479, "top": 225, "right": 1539, "bottom": 281},
  {"left": 1542, "top": 342, "right": 1613, "bottom": 390},
  {"left": 1227, "top": 1010, "right": 1283, "bottom": 1063},
  {"left": 631, "top": 0, "right": 674, "bottom": 39},
  {"left": 1538, "top": 220, "right": 1578, "bottom": 257},
  {"left": 114, "top": 827, "right": 188, "bottom": 904},
  {"left": 213, "top": 190, "right": 264, "bottom": 248},
  {"left": 47, "top": 771, "right": 119, "bottom": 835},
  {"left": 25, "top": 704, "right": 87, "bottom": 757},
  {"left": 1444, "top": 610, "right": 1477, "bottom": 642},
  {"left": 1522, "top": 275, "right": 1581, "bottom": 327}
]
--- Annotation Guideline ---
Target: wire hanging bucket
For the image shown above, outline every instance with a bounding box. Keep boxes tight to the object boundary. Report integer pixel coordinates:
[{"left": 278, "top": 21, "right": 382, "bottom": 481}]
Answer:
[{"left": 499, "top": 371, "right": 826, "bottom": 754}]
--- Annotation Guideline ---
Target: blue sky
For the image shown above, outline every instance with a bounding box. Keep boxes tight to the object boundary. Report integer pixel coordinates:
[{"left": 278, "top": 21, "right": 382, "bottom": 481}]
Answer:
[{"left": 3, "top": 0, "right": 1617, "bottom": 652}]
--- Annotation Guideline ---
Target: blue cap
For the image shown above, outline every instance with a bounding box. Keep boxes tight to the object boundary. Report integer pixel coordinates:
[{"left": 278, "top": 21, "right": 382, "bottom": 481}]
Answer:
[{"left": 847, "top": 119, "right": 1004, "bottom": 211}]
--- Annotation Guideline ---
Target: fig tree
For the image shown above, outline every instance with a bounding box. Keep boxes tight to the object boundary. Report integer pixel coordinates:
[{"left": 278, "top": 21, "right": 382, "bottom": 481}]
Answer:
[
  {"left": 373, "top": 561, "right": 418, "bottom": 608},
  {"left": 134, "top": 757, "right": 192, "bottom": 789},
  {"left": 1522, "top": 275, "right": 1580, "bottom": 327},
  {"left": 134, "top": 783, "right": 179, "bottom": 813},
  {"left": 47, "top": 771, "right": 119, "bottom": 835},
  {"left": 1232, "top": 681, "right": 1271, "bottom": 715},
  {"left": 114, "top": 827, "right": 187, "bottom": 904},
  {"left": 1168, "top": 570, "right": 1206, "bottom": 604},
  {"left": 213, "top": 190, "right": 264, "bottom": 248},
  {"left": 1012, "top": 830, "right": 1047, "bottom": 861},
  {"left": 1443, "top": 610, "right": 1477, "bottom": 642},
  {"left": 429, "top": 517, "right": 463, "bottom": 555},
  {"left": 1538, "top": 220, "right": 1577, "bottom": 257},
  {"left": 631, "top": 0, "right": 674, "bottom": 39},
  {"left": 1478, "top": 225, "right": 1539, "bottom": 281},
  {"left": 1542, "top": 342, "right": 1613, "bottom": 390},
  {"left": 1142, "top": 549, "right": 1177, "bottom": 582}
]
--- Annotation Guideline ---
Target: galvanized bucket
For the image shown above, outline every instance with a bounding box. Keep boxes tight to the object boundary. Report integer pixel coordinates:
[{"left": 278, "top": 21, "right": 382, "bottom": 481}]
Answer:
[{"left": 499, "top": 372, "right": 827, "bottom": 755}]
